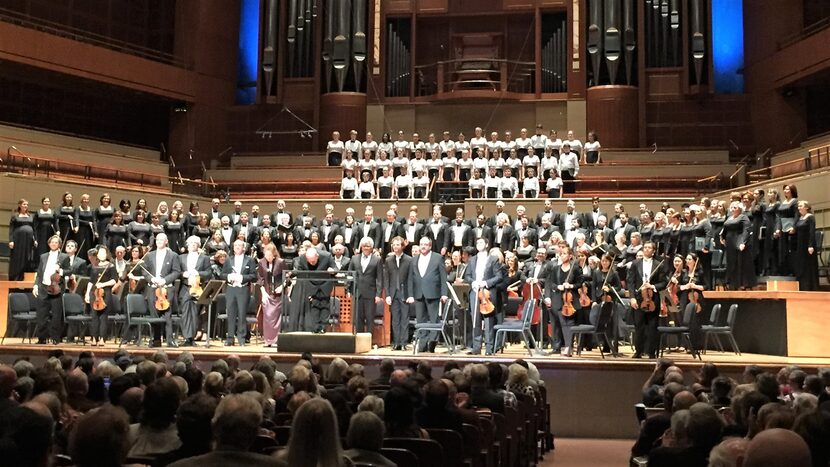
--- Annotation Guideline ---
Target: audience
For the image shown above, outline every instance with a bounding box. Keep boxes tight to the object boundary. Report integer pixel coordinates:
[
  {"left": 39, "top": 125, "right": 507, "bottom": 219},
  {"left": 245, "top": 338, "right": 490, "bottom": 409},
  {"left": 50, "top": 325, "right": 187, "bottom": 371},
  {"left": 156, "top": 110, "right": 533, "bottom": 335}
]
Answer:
[{"left": 343, "top": 411, "right": 396, "bottom": 466}]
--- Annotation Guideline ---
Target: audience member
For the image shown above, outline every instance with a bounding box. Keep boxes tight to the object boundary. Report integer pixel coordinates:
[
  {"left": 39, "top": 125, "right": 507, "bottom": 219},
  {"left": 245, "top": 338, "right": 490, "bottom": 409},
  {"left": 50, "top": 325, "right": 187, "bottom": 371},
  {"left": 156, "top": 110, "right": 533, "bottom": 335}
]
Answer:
[
  {"left": 343, "top": 412, "right": 396, "bottom": 467},
  {"left": 275, "top": 398, "right": 346, "bottom": 467},
  {"left": 69, "top": 405, "right": 130, "bottom": 467}
]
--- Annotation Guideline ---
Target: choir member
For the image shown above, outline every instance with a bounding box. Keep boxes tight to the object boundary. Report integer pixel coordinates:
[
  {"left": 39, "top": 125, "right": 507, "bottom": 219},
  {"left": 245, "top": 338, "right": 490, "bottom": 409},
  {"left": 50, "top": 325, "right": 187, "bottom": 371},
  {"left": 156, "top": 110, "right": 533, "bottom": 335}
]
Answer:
[
  {"left": 164, "top": 209, "right": 185, "bottom": 254},
  {"left": 468, "top": 170, "right": 485, "bottom": 199},
  {"left": 793, "top": 200, "right": 819, "bottom": 291},
  {"left": 33, "top": 197, "right": 58, "bottom": 261},
  {"left": 327, "top": 130, "right": 345, "bottom": 166},
  {"left": 375, "top": 150, "right": 392, "bottom": 180},
  {"left": 128, "top": 210, "right": 152, "bottom": 248},
  {"left": 362, "top": 131, "right": 379, "bottom": 157},
  {"left": 774, "top": 184, "right": 798, "bottom": 275},
  {"left": 546, "top": 169, "right": 563, "bottom": 199},
  {"left": 412, "top": 170, "right": 430, "bottom": 199},
  {"left": 105, "top": 212, "right": 129, "bottom": 253},
  {"left": 546, "top": 129, "right": 562, "bottom": 156},
  {"left": 438, "top": 131, "right": 454, "bottom": 157},
  {"left": 424, "top": 133, "right": 439, "bottom": 156},
  {"left": 410, "top": 149, "right": 427, "bottom": 176},
  {"left": 117, "top": 199, "right": 133, "bottom": 225},
  {"left": 499, "top": 168, "right": 519, "bottom": 199},
  {"left": 154, "top": 200, "right": 170, "bottom": 225},
  {"left": 584, "top": 131, "right": 602, "bottom": 164},
  {"left": 441, "top": 150, "right": 458, "bottom": 181},
  {"left": 761, "top": 188, "right": 781, "bottom": 276},
  {"left": 394, "top": 167, "right": 412, "bottom": 200},
  {"left": 220, "top": 239, "right": 256, "bottom": 345},
  {"left": 531, "top": 124, "right": 548, "bottom": 156},
  {"left": 504, "top": 149, "right": 521, "bottom": 178},
  {"left": 95, "top": 194, "right": 114, "bottom": 245},
  {"left": 57, "top": 192, "right": 76, "bottom": 243},
  {"left": 340, "top": 168, "right": 359, "bottom": 200},
  {"left": 692, "top": 205, "right": 714, "bottom": 289},
  {"left": 558, "top": 143, "right": 580, "bottom": 194},
  {"left": 358, "top": 172, "right": 376, "bottom": 199},
  {"left": 408, "top": 132, "right": 425, "bottom": 155},
  {"left": 515, "top": 128, "right": 532, "bottom": 157},
  {"left": 564, "top": 130, "right": 583, "bottom": 162},
  {"left": 340, "top": 150, "right": 358, "bottom": 178},
  {"left": 358, "top": 150, "right": 376, "bottom": 181},
  {"left": 377, "top": 132, "right": 393, "bottom": 158},
  {"left": 393, "top": 131, "right": 410, "bottom": 156},
  {"left": 454, "top": 133, "right": 471, "bottom": 159},
  {"left": 720, "top": 201, "right": 756, "bottom": 290},
  {"left": 458, "top": 150, "right": 474, "bottom": 181},
  {"left": 522, "top": 147, "right": 540, "bottom": 179},
  {"left": 523, "top": 167, "right": 540, "bottom": 198},
  {"left": 391, "top": 149, "right": 409, "bottom": 178},
  {"left": 470, "top": 127, "right": 487, "bottom": 158}
]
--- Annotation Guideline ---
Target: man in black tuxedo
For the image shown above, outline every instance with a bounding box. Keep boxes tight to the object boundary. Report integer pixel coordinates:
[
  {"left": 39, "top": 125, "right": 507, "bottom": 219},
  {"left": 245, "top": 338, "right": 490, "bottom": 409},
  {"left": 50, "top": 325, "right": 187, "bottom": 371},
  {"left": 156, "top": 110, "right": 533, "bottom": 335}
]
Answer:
[
  {"left": 401, "top": 210, "right": 424, "bottom": 254},
  {"left": 256, "top": 215, "right": 276, "bottom": 243},
  {"left": 350, "top": 237, "right": 384, "bottom": 333},
  {"left": 384, "top": 237, "right": 412, "bottom": 350},
  {"left": 612, "top": 203, "right": 639, "bottom": 229},
  {"left": 63, "top": 240, "right": 89, "bottom": 279},
  {"left": 615, "top": 212, "right": 638, "bottom": 243},
  {"left": 592, "top": 215, "right": 615, "bottom": 248},
  {"left": 249, "top": 205, "right": 262, "bottom": 227},
  {"left": 470, "top": 214, "right": 494, "bottom": 247},
  {"left": 559, "top": 199, "right": 586, "bottom": 235},
  {"left": 447, "top": 208, "right": 474, "bottom": 253},
  {"left": 424, "top": 208, "right": 450, "bottom": 256},
  {"left": 32, "top": 235, "right": 70, "bottom": 344},
  {"left": 208, "top": 198, "right": 224, "bottom": 222},
  {"left": 319, "top": 213, "right": 341, "bottom": 248},
  {"left": 536, "top": 213, "right": 556, "bottom": 252},
  {"left": 231, "top": 213, "right": 257, "bottom": 246},
  {"left": 178, "top": 236, "right": 213, "bottom": 346},
  {"left": 141, "top": 233, "right": 182, "bottom": 347},
  {"left": 514, "top": 217, "right": 538, "bottom": 250},
  {"left": 293, "top": 216, "right": 318, "bottom": 244},
  {"left": 379, "top": 210, "right": 403, "bottom": 256},
  {"left": 219, "top": 216, "right": 234, "bottom": 245},
  {"left": 230, "top": 201, "right": 243, "bottom": 225},
  {"left": 491, "top": 213, "right": 516, "bottom": 252},
  {"left": 220, "top": 239, "right": 257, "bottom": 346},
  {"left": 407, "top": 237, "right": 449, "bottom": 352},
  {"left": 331, "top": 244, "right": 351, "bottom": 271},
  {"left": 356, "top": 207, "right": 382, "bottom": 253},
  {"left": 271, "top": 199, "right": 293, "bottom": 229},
  {"left": 487, "top": 200, "right": 512, "bottom": 228},
  {"left": 292, "top": 247, "right": 337, "bottom": 333},
  {"left": 627, "top": 241, "right": 668, "bottom": 359},
  {"left": 536, "top": 198, "right": 560, "bottom": 227},
  {"left": 463, "top": 238, "right": 504, "bottom": 355},
  {"left": 585, "top": 197, "right": 606, "bottom": 231}
]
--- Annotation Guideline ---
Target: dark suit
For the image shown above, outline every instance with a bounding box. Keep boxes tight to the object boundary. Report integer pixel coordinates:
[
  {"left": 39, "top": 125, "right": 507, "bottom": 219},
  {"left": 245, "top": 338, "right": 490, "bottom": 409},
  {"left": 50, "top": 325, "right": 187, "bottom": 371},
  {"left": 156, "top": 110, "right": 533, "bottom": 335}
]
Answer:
[
  {"left": 293, "top": 225, "right": 319, "bottom": 244},
  {"left": 231, "top": 223, "right": 257, "bottom": 246},
  {"left": 471, "top": 223, "right": 494, "bottom": 248},
  {"left": 487, "top": 212, "right": 513, "bottom": 228},
  {"left": 463, "top": 253, "right": 505, "bottom": 354},
  {"left": 141, "top": 248, "right": 182, "bottom": 345},
  {"left": 423, "top": 221, "right": 450, "bottom": 254},
  {"left": 401, "top": 222, "right": 424, "bottom": 253},
  {"left": 271, "top": 210, "right": 293, "bottom": 229},
  {"left": 378, "top": 221, "right": 403, "bottom": 255},
  {"left": 627, "top": 257, "right": 668, "bottom": 357},
  {"left": 64, "top": 255, "right": 89, "bottom": 279},
  {"left": 470, "top": 386, "right": 505, "bottom": 413},
  {"left": 536, "top": 209, "right": 560, "bottom": 228},
  {"left": 447, "top": 221, "right": 475, "bottom": 251},
  {"left": 208, "top": 209, "right": 224, "bottom": 222},
  {"left": 34, "top": 251, "right": 70, "bottom": 342},
  {"left": 318, "top": 222, "right": 341, "bottom": 247},
  {"left": 407, "top": 251, "right": 449, "bottom": 351},
  {"left": 292, "top": 251, "right": 336, "bottom": 332},
  {"left": 356, "top": 220, "right": 382, "bottom": 251},
  {"left": 514, "top": 226, "right": 538, "bottom": 250},
  {"left": 491, "top": 224, "right": 516, "bottom": 252},
  {"left": 332, "top": 254, "right": 351, "bottom": 271},
  {"left": 220, "top": 254, "right": 257, "bottom": 345},
  {"left": 350, "top": 254, "right": 384, "bottom": 333},
  {"left": 615, "top": 223, "right": 637, "bottom": 243},
  {"left": 384, "top": 253, "right": 412, "bottom": 347},
  {"left": 584, "top": 209, "right": 606, "bottom": 231},
  {"left": 558, "top": 210, "right": 587, "bottom": 235},
  {"left": 177, "top": 253, "right": 212, "bottom": 340}
]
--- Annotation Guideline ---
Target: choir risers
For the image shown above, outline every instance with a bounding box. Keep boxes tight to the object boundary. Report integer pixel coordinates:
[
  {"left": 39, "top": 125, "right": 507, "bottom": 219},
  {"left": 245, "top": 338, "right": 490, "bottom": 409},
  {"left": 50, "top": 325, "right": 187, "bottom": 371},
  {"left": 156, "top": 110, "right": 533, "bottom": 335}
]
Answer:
[
  {"left": 600, "top": 149, "right": 730, "bottom": 163},
  {"left": 207, "top": 166, "right": 341, "bottom": 182},
  {"left": 231, "top": 153, "right": 329, "bottom": 168}
]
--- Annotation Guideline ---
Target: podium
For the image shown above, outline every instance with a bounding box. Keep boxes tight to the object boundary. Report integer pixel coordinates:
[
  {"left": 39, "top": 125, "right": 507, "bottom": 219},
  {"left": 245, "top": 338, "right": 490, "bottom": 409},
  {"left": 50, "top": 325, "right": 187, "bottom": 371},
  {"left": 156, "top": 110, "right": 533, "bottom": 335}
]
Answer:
[{"left": 279, "top": 270, "right": 372, "bottom": 354}]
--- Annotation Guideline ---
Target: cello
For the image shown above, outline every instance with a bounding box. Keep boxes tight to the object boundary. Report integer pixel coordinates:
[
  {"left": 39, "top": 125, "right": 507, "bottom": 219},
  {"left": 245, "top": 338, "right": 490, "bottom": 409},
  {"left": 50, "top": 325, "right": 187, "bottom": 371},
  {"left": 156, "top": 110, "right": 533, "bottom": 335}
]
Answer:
[
  {"left": 687, "top": 258, "right": 702, "bottom": 313},
  {"left": 518, "top": 280, "right": 543, "bottom": 325}
]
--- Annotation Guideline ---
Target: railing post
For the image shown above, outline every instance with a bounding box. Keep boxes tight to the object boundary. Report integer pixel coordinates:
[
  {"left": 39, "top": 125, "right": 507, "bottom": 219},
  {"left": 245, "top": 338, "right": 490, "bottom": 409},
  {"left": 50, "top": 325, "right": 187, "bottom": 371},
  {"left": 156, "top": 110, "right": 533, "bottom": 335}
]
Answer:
[
  {"left": 500, "top": 62, "right": 508, "bottom": 91},
  {"left": 437, "top": 64, "right": 444, "bottom": 96}
]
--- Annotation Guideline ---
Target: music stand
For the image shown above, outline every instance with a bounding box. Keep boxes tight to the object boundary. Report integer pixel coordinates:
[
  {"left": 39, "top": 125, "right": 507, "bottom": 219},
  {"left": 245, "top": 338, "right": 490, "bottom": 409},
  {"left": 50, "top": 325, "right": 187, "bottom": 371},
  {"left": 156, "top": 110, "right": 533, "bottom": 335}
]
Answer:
[
  {"left": 72, "top": 277, "right": 90, "bottom": 297},
  {"left": 449, "top": 282, "right": 469, "bottom": 348},
  {"left": 197, "top": 280, "right": 225, "bottom": 348}
]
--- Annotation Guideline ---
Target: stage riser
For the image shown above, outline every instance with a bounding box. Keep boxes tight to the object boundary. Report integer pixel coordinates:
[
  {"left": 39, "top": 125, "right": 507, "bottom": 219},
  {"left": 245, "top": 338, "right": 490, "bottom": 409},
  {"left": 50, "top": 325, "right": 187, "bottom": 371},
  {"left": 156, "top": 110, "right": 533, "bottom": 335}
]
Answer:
[{"left": 277, "top": 332, "right": 373, "bottom": 354}]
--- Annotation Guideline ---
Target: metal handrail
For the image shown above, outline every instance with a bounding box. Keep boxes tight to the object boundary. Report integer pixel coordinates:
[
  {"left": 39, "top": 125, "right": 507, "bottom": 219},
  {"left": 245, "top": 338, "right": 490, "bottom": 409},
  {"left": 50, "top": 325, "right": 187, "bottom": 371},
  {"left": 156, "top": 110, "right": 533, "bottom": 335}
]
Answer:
[
  {"left": 0, "top": 7, "right": 188, "bottom": 68},
  {"left": 746, "top": 145, "right": 830, "bottom": 176},
  {"left": 778, "top": 16, "right": 830, "bottom": 49}
]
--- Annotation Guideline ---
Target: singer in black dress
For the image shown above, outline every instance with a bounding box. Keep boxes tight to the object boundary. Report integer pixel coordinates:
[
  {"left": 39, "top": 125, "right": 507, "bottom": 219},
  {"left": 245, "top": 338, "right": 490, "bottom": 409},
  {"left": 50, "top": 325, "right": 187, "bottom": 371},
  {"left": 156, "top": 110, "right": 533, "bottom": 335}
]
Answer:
[
  {"left": 9, "top": 199, "right": 36, "bottom": 280},
  {"left": 34, "top": 197, "right": 58, "bottom": 259},
  {"left": 57, "top": 192, "right": 76, "bottom": 243},
  {"left": 720, "top": 202, "right": 756, "bottom": 290},
  {"left": 793, "top": 201, "right": 819, "bottom": 291}
]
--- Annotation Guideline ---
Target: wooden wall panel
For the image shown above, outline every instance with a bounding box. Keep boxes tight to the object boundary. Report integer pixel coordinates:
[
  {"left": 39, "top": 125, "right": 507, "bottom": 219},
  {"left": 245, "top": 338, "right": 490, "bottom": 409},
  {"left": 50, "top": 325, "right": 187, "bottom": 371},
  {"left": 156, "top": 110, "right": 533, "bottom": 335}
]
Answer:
[
  {"left": 586, "top": 85, "right": 638, "bottom": 148},
  {"left": 383, "top": 0, "right": 413, "bottom": 14},
  {"left": 503, "top": 0, "right": 535, "bottom": 10},
  {"left": 319, "top": 93, "right": 368, "bottom": 151},
  {"left": 417, "top": 0, "right": 448, "bottom": 13},
  {"left": 646, "top": 69, "right": 683, "bottom": 97}
]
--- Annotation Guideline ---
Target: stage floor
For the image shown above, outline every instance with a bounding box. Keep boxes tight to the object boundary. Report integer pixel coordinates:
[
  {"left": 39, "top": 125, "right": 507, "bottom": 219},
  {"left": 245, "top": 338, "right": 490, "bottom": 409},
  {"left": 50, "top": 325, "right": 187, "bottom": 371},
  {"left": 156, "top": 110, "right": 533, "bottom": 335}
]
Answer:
[{"left": 2, "top": 337, "right": 829, "bottom": 372}]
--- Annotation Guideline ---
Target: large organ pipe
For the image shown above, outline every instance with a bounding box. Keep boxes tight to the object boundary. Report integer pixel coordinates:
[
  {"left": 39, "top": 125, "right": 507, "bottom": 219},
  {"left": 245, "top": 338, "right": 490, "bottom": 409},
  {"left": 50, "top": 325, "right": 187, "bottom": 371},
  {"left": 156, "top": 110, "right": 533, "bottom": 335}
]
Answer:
[
  {"left": 623, "top": 0, "right": 635, "bottom": 85},
  {"left": 262, "top": 0, "right": 278, "bottom": 97},
  {"left": 287, "top": 0, "right": 298, "bottom": 76},
  {"left": 690, "top": 0, "right": 705, "bottom": 84},
  {"left": 603, "top": 0, "right": 621, "bottom": 85},
  {"left": 557, "top": 24, "right": 566, "bottom": 91},
  {"left": 587, "top": 0, "right": 603, "bottom": 85},
  {"left": 669, "top": 0, "right": 679, "bottom": 65},
  {"left": 651, "top": 0, "right": 659, "bottom": 66},
  {"left": 333, "top": 0, "right": 352, "bottom": 92},
  {"left": 323, "top": 0, "right": 335, "bottom": 92},
  {"left": 297, "top": 0, "right": 306, "bottom": 76},
  {"left": 352, "top": 0, "right": 367, "bottom": 91}
]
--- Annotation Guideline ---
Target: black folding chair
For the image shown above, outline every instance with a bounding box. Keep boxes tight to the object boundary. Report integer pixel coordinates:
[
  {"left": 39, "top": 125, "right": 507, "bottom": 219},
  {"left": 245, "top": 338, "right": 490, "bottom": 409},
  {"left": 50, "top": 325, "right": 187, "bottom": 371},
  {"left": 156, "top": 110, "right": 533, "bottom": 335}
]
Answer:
[
  {"left": 494, "top": 299, "right": 538, "bottom": 356},
  {"left": 62, "top": 293, "right": 92, "bottom": 345},
  {"left": 413, "top": 299, "right": 455, "bottom": 355},
  {"left": 2, "top": 292, "right": 37, "bottom": 344},
  {"left": 702, "top": 303, "right": 740, "bottom": 355}
]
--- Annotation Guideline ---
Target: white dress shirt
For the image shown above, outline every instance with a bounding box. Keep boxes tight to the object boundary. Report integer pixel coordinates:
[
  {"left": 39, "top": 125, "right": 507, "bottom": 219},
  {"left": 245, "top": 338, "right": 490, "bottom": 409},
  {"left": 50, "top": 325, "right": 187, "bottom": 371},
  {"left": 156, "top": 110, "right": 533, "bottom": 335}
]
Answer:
[
  {"left": 418, "top": 253, "right": 430, "bottom": 277},
  {"left": 42, "top": 251, "right": 59, "bottom": 286}
]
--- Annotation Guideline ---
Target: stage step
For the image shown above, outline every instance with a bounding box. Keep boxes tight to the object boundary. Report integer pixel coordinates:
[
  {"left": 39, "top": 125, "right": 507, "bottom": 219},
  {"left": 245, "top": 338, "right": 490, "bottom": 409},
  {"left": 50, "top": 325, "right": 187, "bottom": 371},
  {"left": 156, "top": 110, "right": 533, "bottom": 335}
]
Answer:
[
  {"left": 231, "top": 153, "right": 329, "bottom": 168},
  {"left": 207, "top": 166, "right": 341, "bottom": 182},
  {"left": 600, "top": 149, "right": 730, "bottom": 163}
]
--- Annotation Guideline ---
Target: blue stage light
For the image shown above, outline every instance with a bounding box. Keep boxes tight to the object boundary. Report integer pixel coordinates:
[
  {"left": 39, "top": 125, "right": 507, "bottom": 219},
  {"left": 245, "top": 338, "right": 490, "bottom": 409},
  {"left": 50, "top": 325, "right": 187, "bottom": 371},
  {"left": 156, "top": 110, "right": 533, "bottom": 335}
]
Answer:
[
  {"left": 711, "top": 0, "right": 744, "bottom": 94},
  {"left": 237, "top": 0, "right": 261, "bottom": 104}
]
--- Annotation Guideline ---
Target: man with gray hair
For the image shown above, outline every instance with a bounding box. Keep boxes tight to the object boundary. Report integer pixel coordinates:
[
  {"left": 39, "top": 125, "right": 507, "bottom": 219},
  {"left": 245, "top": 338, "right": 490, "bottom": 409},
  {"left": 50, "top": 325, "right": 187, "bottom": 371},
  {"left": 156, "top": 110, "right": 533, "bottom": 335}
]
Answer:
[
  {"left": 178, "top": 236, "right": 212, "bottom": 346},
  {"left": 349, "top": 237, "right": 384, "bottom": 333},
  {"left": 220, "top": 239, "right": 257, "bottom": 346},
  {"left": 169, "top": 393, "right": 277, "bottom": 466}
]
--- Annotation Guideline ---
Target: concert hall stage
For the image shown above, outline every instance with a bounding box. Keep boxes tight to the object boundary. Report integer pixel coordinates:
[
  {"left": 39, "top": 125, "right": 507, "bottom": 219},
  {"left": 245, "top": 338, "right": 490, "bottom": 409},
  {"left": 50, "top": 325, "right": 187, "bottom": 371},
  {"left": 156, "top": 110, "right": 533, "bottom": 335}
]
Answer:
[{"left": 2, "top": 289, "right": 830, "bottom": 438}]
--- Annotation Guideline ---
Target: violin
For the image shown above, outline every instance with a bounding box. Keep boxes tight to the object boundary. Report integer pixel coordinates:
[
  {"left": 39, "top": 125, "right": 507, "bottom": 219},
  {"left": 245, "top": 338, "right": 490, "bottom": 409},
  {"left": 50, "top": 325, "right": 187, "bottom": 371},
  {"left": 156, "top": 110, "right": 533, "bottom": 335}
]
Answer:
[
  {"left": 478, "top": 287, "right": 495, "bottom": 315},
  {"left": 47, "top": 268, "right": 62, "bottom": 296},
  {"left": 92, "top": 287, "right": 107, "bottom": 311},
  {"left": 638, "top": 258, "right": 665, "bottom": 313},
  {"left": 129, "top": 278, "right": 139, "bottom": 293},
  {"left": 189, "top": 274, "right": 203, "bottom": 298},
  {"left": 599, "top": 254, "right": 617, "bottom": 304},
  {"left": 561, "top": 264, "right": 577, "bottom": 318},
  {"left": 155, "top": 286, "right": 171, "bottom": 311},
  {"left": 578, "top": 282, "right": 592, "bottom": 308},
  {"left": 663, "top": 269, "right": 682, "bottom": 318}
]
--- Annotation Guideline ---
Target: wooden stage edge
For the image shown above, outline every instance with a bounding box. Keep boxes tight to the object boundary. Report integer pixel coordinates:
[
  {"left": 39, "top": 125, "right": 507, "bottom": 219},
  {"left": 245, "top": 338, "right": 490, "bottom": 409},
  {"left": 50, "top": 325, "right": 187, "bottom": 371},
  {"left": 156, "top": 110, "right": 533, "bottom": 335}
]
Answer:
[{"left": 2, "top": 339, "right": 830, "bottom": 373}]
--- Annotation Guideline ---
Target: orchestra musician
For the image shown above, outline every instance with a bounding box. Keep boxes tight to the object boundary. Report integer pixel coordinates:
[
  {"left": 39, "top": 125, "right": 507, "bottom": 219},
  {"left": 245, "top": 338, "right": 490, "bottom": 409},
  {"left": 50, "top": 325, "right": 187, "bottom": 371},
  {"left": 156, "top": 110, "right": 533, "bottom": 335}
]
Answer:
[
  {"left": 463, "top": 238, "right": 505, "bottom": 356},
  {"left": 384, "top": 237, "right": 412, "bottom": 351},
  {"left": 592, "top": 253, "right": 623, "bottom": 354},
  {"left": 349, "top": 237, "right": 384, "bottom": 334},
  {"left": 33, "top": 235, "right": 69, "bottom": 345},
  {"left": 140, "top": 233, "right": 182, "bottom": 348},
  {"left": 220, "top": 239, "right": 257, "bottom": 345},
  {"left": 544, "top": 245, "right": 583, "bottom": 357},
  {"left": 627, "top": 241, "right": 667, "bottom": 359},
  {"left": 178, "top": 236, "right": 212, "bottom": 347}
]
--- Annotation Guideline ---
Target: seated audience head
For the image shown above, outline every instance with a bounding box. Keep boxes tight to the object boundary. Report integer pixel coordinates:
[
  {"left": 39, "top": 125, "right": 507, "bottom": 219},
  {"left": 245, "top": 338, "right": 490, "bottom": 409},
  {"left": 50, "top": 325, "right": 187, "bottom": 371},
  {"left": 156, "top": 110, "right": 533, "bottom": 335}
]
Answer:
[
  {"left": 347, "top": 411, "right": 386, "bottom": 453},
  {"left": 284, "top": 397, "right": 344, "bottom": 467},
  {"left": 708, "top": 437, "right": 748, "bottom": 467},
  {"left": 743, "top": 428, "right": 811, "bottom": 467},
  {"left": 357, "top": 395, "right": 385, "bottom": 419},
  {"left": 212, "top": 393, "right": 263, "bottom": 451},
  {"left": 69, "top": 405, "right": 130, "bottom": 467}
]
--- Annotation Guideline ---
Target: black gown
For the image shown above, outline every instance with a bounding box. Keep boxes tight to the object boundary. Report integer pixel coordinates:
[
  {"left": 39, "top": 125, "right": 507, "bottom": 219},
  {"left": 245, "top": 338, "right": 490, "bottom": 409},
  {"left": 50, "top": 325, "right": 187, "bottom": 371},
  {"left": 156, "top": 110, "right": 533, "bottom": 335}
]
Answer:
[
  {"left": 678, "top": 223, "right": 696, "bottom": 258},
  {"left": 105, "top": 224, "right": 129, "bottom": 252},
  {"left": 761, "top": 202, "right": 780, "bottom": 275},
  {"left": 57, "top": 206, "right": 77, "bottom": 243},
  {"left": 164, "top": 221, "right": 185, "bottom": 254},
  {"left": 33, "top": 210, "right": 58, "bottom": 258},
  {"left": 8, "top": 214, "right": 36, "bottom": 280},
  {"left": 95, "top": 206, "right": 114, "bottom": 246},
  {"left": 710, "top": 216, "right": 726, "bottom": 251},
  {"left": 75, "top": 207, "right": 97, "bottom": 252},
  {"left": 720, "top": 214, "right": 756, "bottom": 289},
  {"left": 793, "top": 215, "right": 819, "bottom": 291}
]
